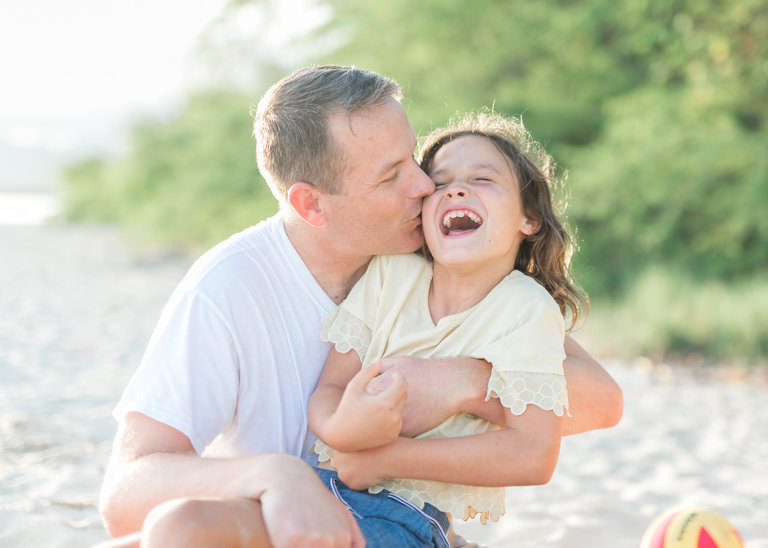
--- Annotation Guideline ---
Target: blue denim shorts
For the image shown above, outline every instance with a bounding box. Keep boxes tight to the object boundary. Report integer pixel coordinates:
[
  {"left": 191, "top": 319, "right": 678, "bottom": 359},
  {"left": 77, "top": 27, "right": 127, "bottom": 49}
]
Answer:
[{"left": 315, "top": 467, "right": 450, "bottom": 548}]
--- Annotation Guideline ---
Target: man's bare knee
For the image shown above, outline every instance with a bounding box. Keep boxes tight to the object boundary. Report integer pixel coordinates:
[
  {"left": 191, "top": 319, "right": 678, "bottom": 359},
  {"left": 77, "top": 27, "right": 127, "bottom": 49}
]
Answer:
[
  {"left": 142, "top": 497, "right": 270, "bottom": 548},
  {"left": 142, "top": 498, "right": 214, "bottom": 548}
]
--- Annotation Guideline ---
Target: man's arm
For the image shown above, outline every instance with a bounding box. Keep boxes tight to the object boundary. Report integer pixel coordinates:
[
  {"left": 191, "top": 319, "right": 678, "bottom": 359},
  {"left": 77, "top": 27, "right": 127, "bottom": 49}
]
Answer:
[
  {"left": 100, "top": 412, "right": 364, "bottom": 547},
  {"left": 371, "top": 334, "right": 622, "bottom": 437},
  {"left": 560, "top": 335, "right": 623, "bottom": 435}
]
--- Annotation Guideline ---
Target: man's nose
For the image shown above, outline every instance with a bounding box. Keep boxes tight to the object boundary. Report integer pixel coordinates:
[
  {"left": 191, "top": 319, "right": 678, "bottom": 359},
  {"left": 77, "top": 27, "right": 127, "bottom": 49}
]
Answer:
[{"left": 408, "top": 163, "right": 435, "bottom": 198}]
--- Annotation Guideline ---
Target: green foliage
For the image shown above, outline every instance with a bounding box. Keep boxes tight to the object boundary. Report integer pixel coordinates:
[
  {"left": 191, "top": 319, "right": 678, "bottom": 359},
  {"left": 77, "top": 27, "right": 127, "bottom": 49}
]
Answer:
[
  {"left": 61, "top": 0, "right": 768, "bottom": 360},
  {"left": 569, "top": 87, "right": 768, "bottom": 291},
  {"left": 315, "top": 0, "right": 632, "bottom": 145},
  {"left": 315, "top": 0, "right": 768, "bottom": 295},
  {"left": 581, "top": 268, "right": 768, "bottom": 361},
  {"left": 63, "top": 90, "right": 278, "bottom": 249}
]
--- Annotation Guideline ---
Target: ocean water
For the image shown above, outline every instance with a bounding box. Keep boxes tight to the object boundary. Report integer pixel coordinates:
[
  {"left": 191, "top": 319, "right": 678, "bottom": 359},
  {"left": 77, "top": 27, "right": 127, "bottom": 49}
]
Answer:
[{"left": 0, "top": 192, "right": 61, "bottom": 227}]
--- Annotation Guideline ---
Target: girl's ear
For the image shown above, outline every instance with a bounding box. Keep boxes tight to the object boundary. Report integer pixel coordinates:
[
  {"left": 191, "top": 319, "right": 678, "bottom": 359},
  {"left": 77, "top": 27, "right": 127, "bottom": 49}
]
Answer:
[
  {"left": 287, "top": 182, "right": 326, "bottom": 227},
  {"left": 521, "top": 215, "right": 540, "bottom": 236}
]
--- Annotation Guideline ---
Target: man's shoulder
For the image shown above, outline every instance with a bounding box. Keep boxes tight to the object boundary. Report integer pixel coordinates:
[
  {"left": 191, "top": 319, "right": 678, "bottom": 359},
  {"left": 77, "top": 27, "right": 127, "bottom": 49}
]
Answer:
[
  {"left": 211, "top": 213, "right": 286, "bottom": 257},
  {"left": 183, "top": 214, "right": 290, "bottom": 289}
]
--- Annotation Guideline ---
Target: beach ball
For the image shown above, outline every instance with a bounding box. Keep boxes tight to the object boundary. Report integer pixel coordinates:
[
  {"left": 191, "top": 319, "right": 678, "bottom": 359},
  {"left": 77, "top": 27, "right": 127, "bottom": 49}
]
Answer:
[{"left": 639, "top": 507, "right": 743, "bottom": 548}]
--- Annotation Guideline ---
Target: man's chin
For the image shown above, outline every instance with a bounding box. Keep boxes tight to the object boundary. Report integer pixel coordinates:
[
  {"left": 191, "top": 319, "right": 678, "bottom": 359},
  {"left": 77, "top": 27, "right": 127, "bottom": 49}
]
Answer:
[{"left": 398, "top": 238, "right": 426, "bottom": 256}]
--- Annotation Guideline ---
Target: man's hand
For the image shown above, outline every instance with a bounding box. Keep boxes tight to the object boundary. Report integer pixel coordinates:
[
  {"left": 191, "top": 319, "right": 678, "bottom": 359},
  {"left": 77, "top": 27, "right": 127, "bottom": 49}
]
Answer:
[
  {"left": 323, "top": 360, "right": 407, "bottom": 451},
  {"left": 101, "top": 414, "right": 366, "bottom": 547},
  {"left": 259, "top": 456, "right": 365, "bottom": 547},
  {"left": 368, "top": 356, "right": 500, "bottom": 436}
]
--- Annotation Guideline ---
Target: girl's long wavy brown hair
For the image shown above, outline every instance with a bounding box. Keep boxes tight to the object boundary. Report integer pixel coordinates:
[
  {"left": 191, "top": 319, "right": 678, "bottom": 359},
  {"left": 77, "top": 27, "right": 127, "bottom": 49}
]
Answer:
[{"left": 419, "top": 111, "right": 588, "bottom": 330}]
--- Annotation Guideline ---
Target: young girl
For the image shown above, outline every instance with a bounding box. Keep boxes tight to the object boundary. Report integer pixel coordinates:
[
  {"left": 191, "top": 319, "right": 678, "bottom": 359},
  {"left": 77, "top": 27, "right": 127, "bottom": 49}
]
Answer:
[{"left": 308, "top": 111, "right": 588, "bottom": 548}]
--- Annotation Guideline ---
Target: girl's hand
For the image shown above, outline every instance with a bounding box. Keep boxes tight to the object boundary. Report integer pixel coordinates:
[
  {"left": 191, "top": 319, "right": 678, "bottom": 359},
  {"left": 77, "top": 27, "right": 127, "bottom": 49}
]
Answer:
[
  {"left": 331, "top": 445, "right": 391, "bottom": 490},
  {"left": 325, "top": 360, "right": 407, "bottom": 451}
]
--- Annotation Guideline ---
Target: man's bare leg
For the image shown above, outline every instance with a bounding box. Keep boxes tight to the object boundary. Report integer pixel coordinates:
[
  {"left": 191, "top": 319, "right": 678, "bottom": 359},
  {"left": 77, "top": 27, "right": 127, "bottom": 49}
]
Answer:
[
  {"left": 143, "top": 498, "right": 271, "bottom": 548},
  {"left": 96, "top": 498, "right": 271, "bottom": 548}
]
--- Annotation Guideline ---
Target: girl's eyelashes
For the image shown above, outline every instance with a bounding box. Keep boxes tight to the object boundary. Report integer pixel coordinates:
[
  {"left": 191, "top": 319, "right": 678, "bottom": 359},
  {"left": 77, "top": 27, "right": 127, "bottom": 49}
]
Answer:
[{"left": 432, "top": 178, "right": 492, "bottom": 188}]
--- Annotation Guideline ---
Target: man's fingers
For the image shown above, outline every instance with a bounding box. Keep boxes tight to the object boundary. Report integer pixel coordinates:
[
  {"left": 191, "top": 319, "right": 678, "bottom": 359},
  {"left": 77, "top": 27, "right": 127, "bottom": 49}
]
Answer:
[
  {"left": 377, "top": 357, "right": 395, "bottom": 373},
  {"left": 347, "top": 506, "right": 366, "bottom": 548},
  {"left": 378, "top": 372, "right": 407, "bottom": 407},
  {"left": 348, "top": 359, "right": 383, "bottom": 394}
]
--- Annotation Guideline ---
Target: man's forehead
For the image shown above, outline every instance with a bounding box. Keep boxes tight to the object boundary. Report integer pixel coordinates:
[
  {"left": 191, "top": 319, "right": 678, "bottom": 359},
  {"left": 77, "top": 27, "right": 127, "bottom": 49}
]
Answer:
[
  {"left": 327, "top": 100, "right": 407, "bottom": 135},
  {"left": 328, "top": 103, "right": 416, "bottom": 169}
]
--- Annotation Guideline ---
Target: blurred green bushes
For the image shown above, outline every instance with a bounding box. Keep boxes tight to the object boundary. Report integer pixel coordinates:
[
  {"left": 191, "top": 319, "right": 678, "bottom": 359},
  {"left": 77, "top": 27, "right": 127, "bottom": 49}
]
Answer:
[
  {"left": 62, "top": 0, "right": 768, "bottom": 361},
  {"left": 63, "top": 90, "right": 277, "bottom": 249}
]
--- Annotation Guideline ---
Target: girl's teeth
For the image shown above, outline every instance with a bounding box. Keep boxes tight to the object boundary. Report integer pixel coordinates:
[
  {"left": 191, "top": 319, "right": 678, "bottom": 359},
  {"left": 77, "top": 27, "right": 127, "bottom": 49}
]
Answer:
[{"left": 442, "top": 210, "right": 482, "bottom": 228}]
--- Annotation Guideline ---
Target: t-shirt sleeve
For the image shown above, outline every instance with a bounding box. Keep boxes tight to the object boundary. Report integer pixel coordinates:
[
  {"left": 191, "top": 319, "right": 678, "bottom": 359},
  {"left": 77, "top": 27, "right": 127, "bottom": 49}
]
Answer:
[
  {"left": 320, "top": 255, "right": 390, "bottom": 363},
  {"left": 475, "top": 293, "right": 569, "bottom": 416},
  {"left": 113, "top": 288, "right": 239, "bottom": 454}
]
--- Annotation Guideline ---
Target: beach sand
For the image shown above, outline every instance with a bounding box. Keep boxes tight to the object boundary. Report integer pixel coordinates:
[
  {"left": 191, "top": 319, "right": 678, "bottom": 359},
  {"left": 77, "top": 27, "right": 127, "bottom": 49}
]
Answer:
[{"left": 1, "top": 223, "right": 765, "bottom": 547}]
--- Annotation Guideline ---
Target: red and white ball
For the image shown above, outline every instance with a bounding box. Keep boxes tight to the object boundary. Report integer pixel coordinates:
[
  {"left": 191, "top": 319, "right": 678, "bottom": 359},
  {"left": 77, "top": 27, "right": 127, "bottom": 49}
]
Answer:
[{"left": 640, "top": 507, "right": 743, "bottom": 548}]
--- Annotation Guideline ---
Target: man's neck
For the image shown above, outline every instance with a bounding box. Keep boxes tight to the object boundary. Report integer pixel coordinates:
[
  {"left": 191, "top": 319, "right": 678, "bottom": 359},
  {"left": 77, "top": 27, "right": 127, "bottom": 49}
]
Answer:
[{"left": 283, "top": 215, "right": 371, "bottom": 305}]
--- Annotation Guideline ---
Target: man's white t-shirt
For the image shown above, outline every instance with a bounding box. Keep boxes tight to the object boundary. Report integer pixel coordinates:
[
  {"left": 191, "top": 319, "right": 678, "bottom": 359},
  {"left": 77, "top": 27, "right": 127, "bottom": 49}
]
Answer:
[{"left": 114, "top": 214, "right": 336, "bottom": 462}]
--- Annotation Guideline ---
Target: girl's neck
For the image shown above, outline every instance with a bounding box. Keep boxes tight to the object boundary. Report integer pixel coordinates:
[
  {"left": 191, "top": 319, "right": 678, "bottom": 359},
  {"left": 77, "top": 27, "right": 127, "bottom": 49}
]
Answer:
[{"left": 428, "top": 260, "right": 515, "bottom": 324}]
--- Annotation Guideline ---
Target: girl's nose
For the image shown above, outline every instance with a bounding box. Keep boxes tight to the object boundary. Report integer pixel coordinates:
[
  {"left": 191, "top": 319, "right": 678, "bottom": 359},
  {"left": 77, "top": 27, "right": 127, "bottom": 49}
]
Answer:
[{"left": 446, "top": 185, "right": 467, "bottom": 198}]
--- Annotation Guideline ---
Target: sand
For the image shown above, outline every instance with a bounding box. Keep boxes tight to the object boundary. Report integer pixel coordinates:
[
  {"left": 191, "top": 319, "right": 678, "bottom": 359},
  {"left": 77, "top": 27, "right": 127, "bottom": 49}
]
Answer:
[{"left": 1, "top": 222, "right": 765, "bottom": 547}]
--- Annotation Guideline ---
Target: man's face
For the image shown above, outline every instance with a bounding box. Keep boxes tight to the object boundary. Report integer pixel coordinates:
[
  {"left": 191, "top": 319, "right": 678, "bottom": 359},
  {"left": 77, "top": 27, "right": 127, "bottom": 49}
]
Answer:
[{"left": 324, "top": 100, "right": 435, "bottom": 257}]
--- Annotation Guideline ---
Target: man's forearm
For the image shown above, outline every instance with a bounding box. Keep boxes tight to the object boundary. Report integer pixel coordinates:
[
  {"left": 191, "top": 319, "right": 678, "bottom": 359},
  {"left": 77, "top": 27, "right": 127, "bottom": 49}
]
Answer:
[
  {"left": 396, "top": 357, "right": 500, "bottom": 437},
  {"left": 101, "top": 451, "right": 301, "bottom": 537},
  {"left": 392, "top": 338, "right": 622, "bottom": 439}
]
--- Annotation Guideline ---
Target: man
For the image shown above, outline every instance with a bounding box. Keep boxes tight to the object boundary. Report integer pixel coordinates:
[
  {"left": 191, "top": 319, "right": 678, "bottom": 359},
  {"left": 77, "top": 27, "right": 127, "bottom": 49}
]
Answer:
[{"left": 99, "top": 66, "right": 622, "bottom": 547}]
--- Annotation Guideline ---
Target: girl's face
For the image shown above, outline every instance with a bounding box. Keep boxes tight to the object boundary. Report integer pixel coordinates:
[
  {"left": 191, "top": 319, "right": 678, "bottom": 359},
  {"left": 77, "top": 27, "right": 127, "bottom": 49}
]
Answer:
[{"left": 422, "top": 135, "right": 538, "bottom": 273}]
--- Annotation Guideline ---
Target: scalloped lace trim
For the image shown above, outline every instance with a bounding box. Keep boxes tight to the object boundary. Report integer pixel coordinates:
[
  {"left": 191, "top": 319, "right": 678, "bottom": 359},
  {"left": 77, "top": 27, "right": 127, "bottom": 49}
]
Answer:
[
  {"left": 312, "top": 440, "right": 333, "bottom": 463},
  {"left": 486, "top": 370, "right": 569, "bottom": 416},
  {"left": 370, "top": 480, "right": 505, "bottom": 524},
  {"left": 313, "top": 440, "right": 504, "bottom": 523},
  {"left": 320, "top": 308, "right": 371, "bottom": 359}
]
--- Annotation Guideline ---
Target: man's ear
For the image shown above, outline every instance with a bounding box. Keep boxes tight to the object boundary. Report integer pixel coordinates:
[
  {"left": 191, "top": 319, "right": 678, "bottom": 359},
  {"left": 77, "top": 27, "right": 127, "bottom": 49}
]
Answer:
[{"left": 287, "top": 182, "right": 326, "bottom": 227}]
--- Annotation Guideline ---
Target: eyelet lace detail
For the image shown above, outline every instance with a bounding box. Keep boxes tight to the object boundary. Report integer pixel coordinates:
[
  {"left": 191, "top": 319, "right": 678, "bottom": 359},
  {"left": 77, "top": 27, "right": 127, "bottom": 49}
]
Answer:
[
  {"left": 320, "top": 308, "right": 371, "bottom": 360},
  {"left": 486, "top": 370, "right": 569, "bottom": 417},
  {"left": 370, "top": 480, "right": 505, "bottom": 524},
  {"left": 312, "top": 440, "right": 333, "bottom": 463}
]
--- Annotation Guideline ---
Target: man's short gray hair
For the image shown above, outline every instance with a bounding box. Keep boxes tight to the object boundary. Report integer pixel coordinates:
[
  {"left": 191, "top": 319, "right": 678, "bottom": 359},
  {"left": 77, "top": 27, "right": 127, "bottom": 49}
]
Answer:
[{"left": 253, "top": 65, "right": 403, "bottom": 200}]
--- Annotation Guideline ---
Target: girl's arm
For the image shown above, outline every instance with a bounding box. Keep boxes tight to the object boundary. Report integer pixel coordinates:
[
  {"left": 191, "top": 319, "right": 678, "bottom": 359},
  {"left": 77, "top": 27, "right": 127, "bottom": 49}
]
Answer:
[
  {"left": 307, "top": 348, "right": 408, "bottom": 452},
  {"left": 329, "top": 402, "right": 563, "bottom": 490}
]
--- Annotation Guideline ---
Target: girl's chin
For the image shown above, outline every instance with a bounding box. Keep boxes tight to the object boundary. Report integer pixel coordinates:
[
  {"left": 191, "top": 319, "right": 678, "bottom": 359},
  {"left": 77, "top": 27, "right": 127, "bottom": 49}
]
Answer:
[{"left": 431, "top": 252, "right": 481, "bottom": 268}]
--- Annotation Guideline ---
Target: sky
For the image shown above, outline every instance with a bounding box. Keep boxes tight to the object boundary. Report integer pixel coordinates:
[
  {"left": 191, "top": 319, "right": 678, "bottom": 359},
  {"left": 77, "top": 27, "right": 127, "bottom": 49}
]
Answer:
[
  {"left": 0, "top": 0, "right": 228, "bottom": 156},
  {"left": 0, "top": 0, "right": 329, "bottom": 194}
]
